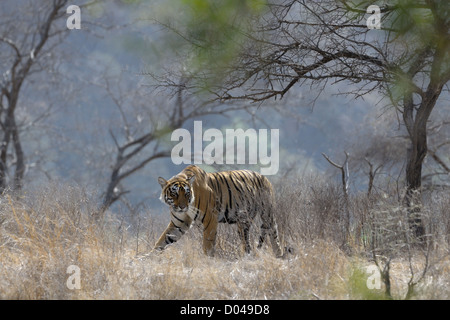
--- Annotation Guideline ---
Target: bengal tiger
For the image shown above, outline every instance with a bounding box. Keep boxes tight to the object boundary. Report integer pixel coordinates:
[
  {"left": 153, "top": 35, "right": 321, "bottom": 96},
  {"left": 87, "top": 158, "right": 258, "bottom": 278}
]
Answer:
[{"left": 154, "top": 165, "right": 284, "bottom": 257}]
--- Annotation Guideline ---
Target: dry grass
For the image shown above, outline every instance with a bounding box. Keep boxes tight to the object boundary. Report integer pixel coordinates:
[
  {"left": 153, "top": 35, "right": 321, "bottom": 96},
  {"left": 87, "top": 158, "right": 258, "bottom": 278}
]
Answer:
[{"left": 0, "top": 180, "right": 449, "bottom": 300}]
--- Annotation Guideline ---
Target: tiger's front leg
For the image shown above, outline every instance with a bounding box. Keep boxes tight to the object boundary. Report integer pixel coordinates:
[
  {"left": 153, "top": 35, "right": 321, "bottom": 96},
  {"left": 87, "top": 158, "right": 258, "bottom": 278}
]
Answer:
[{"left": 154, "top": 219, "right": 190, "bottom": 251}]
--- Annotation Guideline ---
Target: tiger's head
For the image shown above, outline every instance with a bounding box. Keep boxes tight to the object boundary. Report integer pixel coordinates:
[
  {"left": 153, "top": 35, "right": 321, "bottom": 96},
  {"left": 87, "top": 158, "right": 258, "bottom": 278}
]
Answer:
[{"left": 158, "top": 175, "right": 195, "bottom": 213}]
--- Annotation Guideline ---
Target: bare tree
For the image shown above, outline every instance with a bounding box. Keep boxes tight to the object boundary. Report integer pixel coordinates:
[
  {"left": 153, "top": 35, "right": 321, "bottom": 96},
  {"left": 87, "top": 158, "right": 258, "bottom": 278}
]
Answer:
[
  {"left": 322, "top": 152, "right": 350, "bottom": 246},
  {"left": 368, "top": 199, "right": 435, "bottom": 299},
  {"left": 157, "top": 0, "right": 449, "bottom": 238},
  {"left": 0, "top": 0, "right": 75, "bottom": 191},
  {"left": 0, "top": 0, "right": 111, "bottom": 192}
]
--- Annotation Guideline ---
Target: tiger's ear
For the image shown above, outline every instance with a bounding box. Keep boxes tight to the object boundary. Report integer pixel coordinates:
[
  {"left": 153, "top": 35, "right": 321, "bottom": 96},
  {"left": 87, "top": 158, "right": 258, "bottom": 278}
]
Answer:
[
  {"left": 158, "top": 177, "right": 167, "bottom": 188},
  {"left": 187, "top": 175, "right": 196, "bottom": 185}
]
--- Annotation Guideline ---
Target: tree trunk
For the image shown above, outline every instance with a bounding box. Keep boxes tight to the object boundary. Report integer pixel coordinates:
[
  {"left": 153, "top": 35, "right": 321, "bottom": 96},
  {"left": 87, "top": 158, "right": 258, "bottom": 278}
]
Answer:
[
  {"left": 102, "top": 169, "right": 121, "bottom": 211},
  {"left": 0, "top": 132, "right": 10, "bottom": 192},
  {"left": 403, "top": 88, "right": 441, "bottom": 239},
  {"left": 404, "top": 131, "right": 426, "bottom": 239},
  {"left": 12, "top": 118, "right": 25, "bottom": 190},
  {"left": 0, "top": 91, "right": 25, "bottom": 193}
]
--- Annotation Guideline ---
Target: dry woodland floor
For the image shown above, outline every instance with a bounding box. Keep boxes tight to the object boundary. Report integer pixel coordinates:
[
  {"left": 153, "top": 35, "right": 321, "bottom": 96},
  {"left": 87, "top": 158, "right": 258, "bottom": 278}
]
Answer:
[{"left": 0, "top": 181, "right": 449, "bottom": 299}]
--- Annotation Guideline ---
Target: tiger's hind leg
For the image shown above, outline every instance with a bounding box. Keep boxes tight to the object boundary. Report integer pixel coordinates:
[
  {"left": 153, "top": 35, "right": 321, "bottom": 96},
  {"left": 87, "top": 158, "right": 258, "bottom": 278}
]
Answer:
[
  {"left": 237, "top": 221, "right": 252, "bottom": 255},
  {"left": 258, "top": 208, "right": 283, "bottom": 258},
  {"left": 268, "top": 222, "right": 283, "bottom": 258},
  {"left": 258, "top": 222, "right": 283, "bottom": 258},
  {"left": 257, "top": 225, "right": 268, "bottom": 249}
]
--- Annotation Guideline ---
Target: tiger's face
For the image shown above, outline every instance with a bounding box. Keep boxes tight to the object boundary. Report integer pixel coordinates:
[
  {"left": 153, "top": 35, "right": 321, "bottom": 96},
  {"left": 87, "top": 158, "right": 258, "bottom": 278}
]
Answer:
[{"left": 158, "top": 176, "right": 195, "bottom": 213}]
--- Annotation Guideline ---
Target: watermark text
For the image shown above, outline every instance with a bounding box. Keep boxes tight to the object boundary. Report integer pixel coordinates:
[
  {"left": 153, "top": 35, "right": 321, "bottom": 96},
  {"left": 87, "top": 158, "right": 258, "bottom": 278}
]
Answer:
[{"left": 171, "top": 121, "right": 279, "bottom": 175}]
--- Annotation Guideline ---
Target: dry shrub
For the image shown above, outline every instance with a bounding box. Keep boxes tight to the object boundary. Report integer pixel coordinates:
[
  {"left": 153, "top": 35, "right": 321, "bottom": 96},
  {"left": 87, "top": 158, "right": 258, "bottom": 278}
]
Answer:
[
  {"left": 0, "top": 183, "right": 125, "bottom": 299},
  {"left": 273, "top": 174, "right": 348, "bottom": 246},
  {"left": 0, "top": 178, "right": 449, "bottom": 299}
]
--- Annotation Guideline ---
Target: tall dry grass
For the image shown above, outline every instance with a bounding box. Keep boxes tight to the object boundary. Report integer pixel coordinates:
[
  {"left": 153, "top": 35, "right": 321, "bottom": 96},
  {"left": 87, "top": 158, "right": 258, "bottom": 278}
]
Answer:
[{"left": 0, "top": 178, "right": 449, "bottom": 299}]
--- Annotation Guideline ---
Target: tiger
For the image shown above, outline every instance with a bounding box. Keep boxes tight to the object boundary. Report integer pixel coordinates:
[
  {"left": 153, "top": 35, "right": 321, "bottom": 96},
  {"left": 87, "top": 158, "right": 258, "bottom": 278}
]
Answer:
[{"left": 154, "top": 164, "right": 284, "bottom": 257}]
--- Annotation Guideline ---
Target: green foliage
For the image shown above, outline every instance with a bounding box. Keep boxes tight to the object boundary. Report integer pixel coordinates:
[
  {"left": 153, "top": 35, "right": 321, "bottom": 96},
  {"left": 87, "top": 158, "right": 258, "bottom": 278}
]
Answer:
[
  {"left": 162, "top": 0, "right": 267, "bottom": 87},
  {"left": 366, "top": 0, "right": 449, "bottom": 105},
  {"left": 348, "top": 0, "right": 445, "bottom": 44}
]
